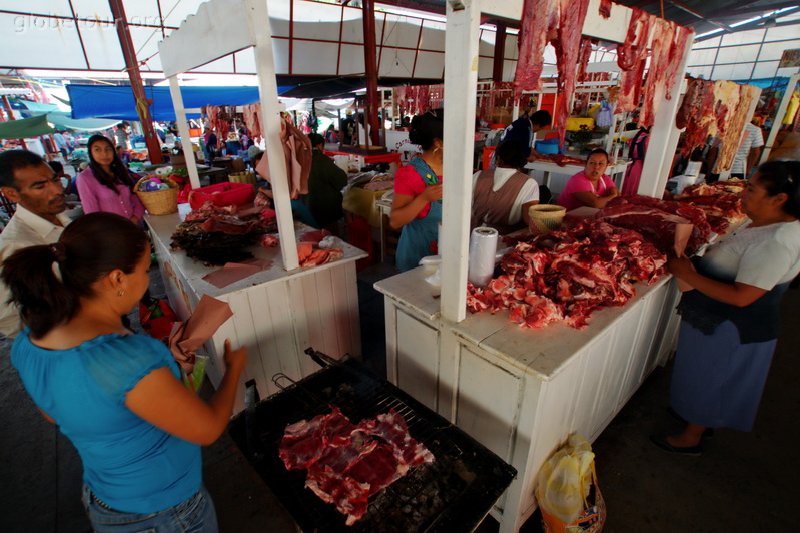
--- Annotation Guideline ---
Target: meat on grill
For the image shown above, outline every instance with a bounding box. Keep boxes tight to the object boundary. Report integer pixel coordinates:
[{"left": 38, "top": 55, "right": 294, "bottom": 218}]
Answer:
[
  {"left": 467, "top": 221, "right": 666, "bottom": 329},
  {"left": 279, "top": 408, "right": 435, "bottom": 526}
]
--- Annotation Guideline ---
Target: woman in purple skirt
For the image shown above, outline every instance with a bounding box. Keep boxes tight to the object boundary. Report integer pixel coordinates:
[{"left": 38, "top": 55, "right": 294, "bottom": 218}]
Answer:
[{"left": 652, "top": 161, "right": 800, "bottom": 456}]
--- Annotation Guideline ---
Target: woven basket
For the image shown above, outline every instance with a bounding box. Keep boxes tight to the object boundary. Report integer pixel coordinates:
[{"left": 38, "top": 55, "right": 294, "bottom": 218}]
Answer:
[
  {"left": 134, "top": 176, "right": 179, "bottom": 215},
  {"left": 528, "top": 204, "right": 566, "bottom": 234}
]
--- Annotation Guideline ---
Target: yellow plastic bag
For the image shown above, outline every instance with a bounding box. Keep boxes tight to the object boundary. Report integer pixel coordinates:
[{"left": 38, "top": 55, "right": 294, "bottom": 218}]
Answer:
[{"left": 535, "top": 434, "right": 605, "bottom": 532}]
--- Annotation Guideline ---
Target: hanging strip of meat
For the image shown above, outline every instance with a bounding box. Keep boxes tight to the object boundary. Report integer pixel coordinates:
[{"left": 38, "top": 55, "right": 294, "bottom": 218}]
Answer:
[
  {"left": 615, "top": 9, "right": 652, "bottom": 114},
  {"left": 513, "top": 0, "right": 560, "bottom": 97},
  {"left": 599, "top": 0, "right": 612, "bottom": 18},
  {"left": 714, "top": 84, "right": 759, "bottom": 173},
  {"left": 417, "top": 85, "right": 431, "bottom": 114},
  {"left": 243, "top": 104, "right": 262, "bottom": 141},
  {"left": 638, "top": 18, "right": 674, "bottom": 128},
  {"left": 664, "top": 26, "right": 693, "bottom": 101},
  {"left": 552, "top": 0, "right": 591, "bottom": 146},
  {"left": 577, "top": 37, "right": 593, "bottom": 82},
  {"left": 676, "top": 77, "right": 717, "bottom": 156}
]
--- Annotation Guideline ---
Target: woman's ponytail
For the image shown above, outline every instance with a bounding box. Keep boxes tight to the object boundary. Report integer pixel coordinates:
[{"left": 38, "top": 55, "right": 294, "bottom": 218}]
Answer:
[
  {"left": 2, "top": 244, "right": 79, "bottom": 338},
  {"left": 1, "top": 212, "right": 148, "bottom": 339}
]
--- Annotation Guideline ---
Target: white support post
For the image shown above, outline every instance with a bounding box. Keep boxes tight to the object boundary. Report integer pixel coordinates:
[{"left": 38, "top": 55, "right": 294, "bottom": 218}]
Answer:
[
  {"left": 167, "top": 76, "right": 201, "bottom": 189},
  {"left": 761, "top": 72, "right": 799, "bottom": 164},
  {"left": 440, "top": 0, "right": 481, "bottom": 324},
  {"left": 637, "top": 33, "right": 695, "bottom": 198},
  {"left": 248, "top": 0, "right": 299, "bottom": 271}
]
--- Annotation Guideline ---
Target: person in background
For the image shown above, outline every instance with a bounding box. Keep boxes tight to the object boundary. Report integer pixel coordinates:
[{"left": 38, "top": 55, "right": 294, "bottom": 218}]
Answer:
[
  {"left": 306, "top": 133, "right": 347, "bottom": 233},
  {"left": 730, "top": 122, "right": 764, "bottom": 179},
  {"left": 4, "top": 212, "right": 246, "bottom": 532},
  {"left": 0, "top": 150, "right": 70, "bottom": 338},
  {"left": 252, "top": 151, "right": 318, "bottom": 228},
  {"left": 76, "top": 135, "right": 144, "bottom": 225},
  {"left": 653, "top": 161, "right": 800, "bottom": 455},
  {"left": 558, "top": 148, "right": 619, "bottom": 210},
  {"left": 238, "top": 128, "right": 252, "bottom": 151},
  {"left": 203, "top": 128, "right": 218, "bottom": 161},
  {"left": 340, "top": 113, "right": 355, "bottom": 145},
  {"left": 324, "top": 124, "right": 337, "bottom": 144},
  {"left": 47, "top": 160, "right": 71, "bottom": 192},
  {"left": 621, "top": 127, "right": 649, "bottom": 196},
  {"left": 471, "top": 140, "right": 540, "bottom": 234},
  {"left": 499, "top": 109, "right": 553, "bottom": 161},
  {"left": 390, "top": 109, "right": 444, "bottom": 271},
  {"left": 116, "top": 145, "right": 130, "bottom": 167},
  {"left": 63, "top": 131, "right": 76, "bottom": 153},
  {"left": 114, "top": 122, "right": 130, "bottom": 151},
  {"left": 53, "top": 131, "right": 69, "bottom": 158},
  {"left": 224, "top": 133, "right": 242, "bottom": 158}
]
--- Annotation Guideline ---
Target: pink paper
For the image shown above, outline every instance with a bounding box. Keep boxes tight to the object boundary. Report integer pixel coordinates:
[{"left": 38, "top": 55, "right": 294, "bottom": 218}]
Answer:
[
  {"left": 202, "top": 258, "right": 273, "bottom": 288},
  {"left": 169, "top": 295, "right": 233, "bottom": 374}
]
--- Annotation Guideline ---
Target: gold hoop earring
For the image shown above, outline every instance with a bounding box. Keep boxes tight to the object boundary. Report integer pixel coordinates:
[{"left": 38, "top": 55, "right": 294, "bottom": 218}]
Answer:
[{"left": 117, "top": 290, "right": 125, "bottom": 297}]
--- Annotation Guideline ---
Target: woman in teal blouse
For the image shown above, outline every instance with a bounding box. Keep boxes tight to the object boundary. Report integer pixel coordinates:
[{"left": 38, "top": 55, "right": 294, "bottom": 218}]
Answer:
[{"left": 4, "top": 212, "right": 246, "bottom": 532}]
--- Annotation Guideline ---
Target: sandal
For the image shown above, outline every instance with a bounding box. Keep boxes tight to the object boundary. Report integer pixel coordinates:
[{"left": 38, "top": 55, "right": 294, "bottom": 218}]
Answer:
[
  {"left": 667, "top": 407, "right": 715, "bottom": 439},
  {"left": 649, "top": 434, "right": 703, "bottom": 457}
]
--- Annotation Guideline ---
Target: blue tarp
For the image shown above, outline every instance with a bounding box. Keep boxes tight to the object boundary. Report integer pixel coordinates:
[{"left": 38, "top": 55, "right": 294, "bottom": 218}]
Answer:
[
  {"left": 734, "top": 77, "right": 790, "bottom": 90},
  {"left": 66, "top": 84, "right": 295, "bottom": 121}
]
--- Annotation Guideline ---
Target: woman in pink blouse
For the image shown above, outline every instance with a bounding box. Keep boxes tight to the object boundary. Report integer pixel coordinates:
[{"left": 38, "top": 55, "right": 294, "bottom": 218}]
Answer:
[
  {"left": 77, "top": 135, "right": 145, "bottom": 224},
  {"left": 557, "top": 148, "right": 619, "bottom": 211}
]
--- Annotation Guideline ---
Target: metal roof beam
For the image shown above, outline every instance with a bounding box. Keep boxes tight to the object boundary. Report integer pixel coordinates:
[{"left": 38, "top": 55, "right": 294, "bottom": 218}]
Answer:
[{"left": 666, "top": 0, "right": 735, "bottom": 32}]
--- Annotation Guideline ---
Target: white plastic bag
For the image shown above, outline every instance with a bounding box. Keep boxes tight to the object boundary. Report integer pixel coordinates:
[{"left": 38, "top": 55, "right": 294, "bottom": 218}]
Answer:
[{"left": 535, "top": 434, "right": 596, "bottom": 523}]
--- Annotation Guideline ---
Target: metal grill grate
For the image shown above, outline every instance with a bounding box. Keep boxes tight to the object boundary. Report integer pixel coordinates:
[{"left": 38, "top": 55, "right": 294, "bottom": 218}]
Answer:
[{"left": 229, "top": 355, "right": 516, "bottom": 533}]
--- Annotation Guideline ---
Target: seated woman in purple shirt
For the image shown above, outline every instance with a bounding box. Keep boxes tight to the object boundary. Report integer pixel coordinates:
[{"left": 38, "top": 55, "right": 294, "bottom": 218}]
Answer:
[
  {"left": 557, "top": 148, "right": 619, "bottom": 211},
  {"left": 77, "top": 135, "right": 145, "bottom": 224}
]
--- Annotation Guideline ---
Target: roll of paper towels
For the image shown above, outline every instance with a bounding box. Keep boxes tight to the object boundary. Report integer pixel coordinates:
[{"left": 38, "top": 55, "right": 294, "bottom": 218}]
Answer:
[{"left": 468, "top": 226, "right": 499, "bottom": 287}]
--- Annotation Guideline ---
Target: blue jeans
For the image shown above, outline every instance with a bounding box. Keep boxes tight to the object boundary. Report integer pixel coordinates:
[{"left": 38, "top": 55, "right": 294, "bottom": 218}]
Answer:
[{"left": 81, "top": 484, "right": 218, "bottom": 532}]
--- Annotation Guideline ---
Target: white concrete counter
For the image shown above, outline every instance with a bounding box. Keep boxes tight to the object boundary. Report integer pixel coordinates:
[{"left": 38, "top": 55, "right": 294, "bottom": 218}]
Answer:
[{"left": 146, "top": 209, "right": 367, "bottom": 412}]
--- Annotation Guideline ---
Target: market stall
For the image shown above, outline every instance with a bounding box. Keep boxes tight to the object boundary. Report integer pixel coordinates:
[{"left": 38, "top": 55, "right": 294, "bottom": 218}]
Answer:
[
  {"left": 376, "top": 1, "right": 697, "bottom": 531},
  {"left": 156, "top": 0, "right": 366, "bottom": 412}
]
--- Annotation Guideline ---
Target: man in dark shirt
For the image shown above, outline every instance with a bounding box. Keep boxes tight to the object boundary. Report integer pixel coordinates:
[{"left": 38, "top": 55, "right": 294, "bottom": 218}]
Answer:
[
  {"left": 306, "top": 133, "right": 347, "bottom": 232},
  {"left": 500, "top": 109, "right": 552, "bottom": 161}
]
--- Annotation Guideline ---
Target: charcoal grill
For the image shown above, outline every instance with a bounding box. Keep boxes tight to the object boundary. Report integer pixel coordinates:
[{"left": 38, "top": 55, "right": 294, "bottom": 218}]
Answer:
[{"left": 228, "top": 349, "right": 516, "bottom": 533}]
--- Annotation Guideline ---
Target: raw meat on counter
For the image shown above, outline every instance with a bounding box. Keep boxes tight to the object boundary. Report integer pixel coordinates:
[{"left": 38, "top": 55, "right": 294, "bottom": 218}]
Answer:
[
  {"left": 467, "top": 221, "right": 666, "bottom": 329},
  {"left": 675, "top": 179, "right": 746, "bottom": 234},
  {"left": 279, "top": 407, "right": 435, "bottom": 526},
  {"left": 171, "top": 201, "right": 277, "bottom": 265},
  {"left": 597, "top": 203, "right": 694, "bottom": 256},
  {"left": 604, "top": 196, "right": 712, "bottom": 254}
]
